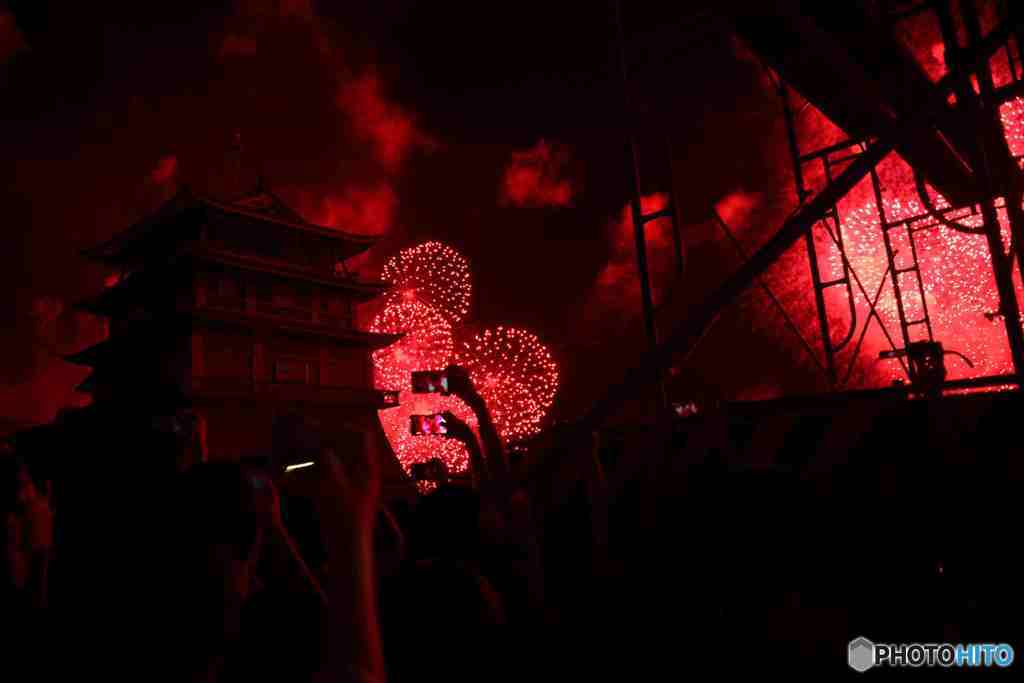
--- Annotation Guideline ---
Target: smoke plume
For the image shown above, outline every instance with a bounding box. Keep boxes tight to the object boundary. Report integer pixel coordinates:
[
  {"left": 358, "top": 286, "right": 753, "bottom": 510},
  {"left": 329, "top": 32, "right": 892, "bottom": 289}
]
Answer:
[
  {"left": 499, "top": 140, "right": 577, "bottom": 207},
  {"left": 336, "top": 72, "right": 438, "bottom": 172},
  {"left": 0, "top": 7, "right": 27, "bottom": 65}
]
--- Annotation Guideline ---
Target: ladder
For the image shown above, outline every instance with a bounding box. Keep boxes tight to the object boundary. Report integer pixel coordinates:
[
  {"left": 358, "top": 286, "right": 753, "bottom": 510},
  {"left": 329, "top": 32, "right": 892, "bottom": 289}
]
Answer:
[
  {"left": 778, "top": 82, "right": 859, "bottom": 385},
  {"left": 868, "top": 164, "right": 936, "bottom": 383}
]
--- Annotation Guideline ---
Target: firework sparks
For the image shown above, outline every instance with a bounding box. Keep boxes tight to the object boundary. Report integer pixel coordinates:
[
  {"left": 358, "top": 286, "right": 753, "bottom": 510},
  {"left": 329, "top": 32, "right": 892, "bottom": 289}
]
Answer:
[
  {"left": 369, "top": 298, "right": 474, "bottom": 473},
  {"left": 456, "top": 326, "right": 559, "bottom": 443},
  {"left": 745, "top": 96, "right": 1024, "bottom": 389},
  {"left": 824, "top": 193, "right": 1020, "bottom": 382},
  {"left": 381, "top": 241, "right": 472, "bottom": 324},
  {"left": 371, "top": 247, "right": 560, "bottom": 473},
  {"left": 369, "top": 299, "right": 454, "bottom": 392},
  {"left": 377, "top": 390, "right": 477, "bottom": 476}
]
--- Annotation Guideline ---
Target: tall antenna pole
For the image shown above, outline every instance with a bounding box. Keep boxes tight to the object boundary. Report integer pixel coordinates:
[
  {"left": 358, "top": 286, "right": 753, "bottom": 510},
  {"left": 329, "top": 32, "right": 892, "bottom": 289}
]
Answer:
[{"left": 613, "top": 0, "right": 667, "bottom": 409}]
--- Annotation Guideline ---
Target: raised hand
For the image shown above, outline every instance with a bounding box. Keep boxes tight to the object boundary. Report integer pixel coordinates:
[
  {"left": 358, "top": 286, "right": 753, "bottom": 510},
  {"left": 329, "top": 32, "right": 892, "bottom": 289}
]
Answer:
[
  {"left": 440, "top": 410, "right": 474, "bottom": 442},
  {"left": 284, "top": 437, "right": 381, "bottom": 539},
  {"left": 441, "top": 410, "right": 488, "bottom": 484},
  {"left": 311, "top": 437, "right": 385, "bottom": 683},
  {"left": 444, "top": 364, "right": 477, "bottom": 401},
  {"left": 247, "top": 471, "right": 284, "bottom": 535},
  {"left": 445, "top": 365, "right": 508, "bottom": 483}
]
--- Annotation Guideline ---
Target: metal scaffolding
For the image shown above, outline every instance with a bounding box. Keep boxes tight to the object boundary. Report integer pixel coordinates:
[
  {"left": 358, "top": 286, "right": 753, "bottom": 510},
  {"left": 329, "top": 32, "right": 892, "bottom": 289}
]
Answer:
[{"left": 587, "top": 0, "right": 1024, "bottom": 428}]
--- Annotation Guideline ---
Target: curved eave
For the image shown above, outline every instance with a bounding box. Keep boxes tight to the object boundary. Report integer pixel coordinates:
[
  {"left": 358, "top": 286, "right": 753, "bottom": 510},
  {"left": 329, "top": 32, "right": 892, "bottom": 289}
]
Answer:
[
  {"left": 73, "top": 281, "right": 136, "bottom": 317},
  {"left": 64, "top": 339, "right": 112, "bottom": 367},
  {"left": 189, "top": 247, "right": 391, "bottom": 301},
  {"left": 196, "top": 195, "right": 381, "bottom": 258},
  {"left": 75, "top": 373, "right": 97, "bottom": 394},
  {"left": 81, "top": 188, "right": 201, "bottom": 264},
  {"left": 82, "top": 189, "right": 384, "bottom": 265}
]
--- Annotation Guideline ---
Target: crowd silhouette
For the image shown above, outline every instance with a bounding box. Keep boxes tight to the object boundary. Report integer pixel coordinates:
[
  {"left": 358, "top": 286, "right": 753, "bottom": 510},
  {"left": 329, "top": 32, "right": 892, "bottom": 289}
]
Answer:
[
  {"left": 2, "top": 366, "right": 609, "bottom": 681},
  {"left": 5, "top": 364, "right": 1024, "bottom": 679}
]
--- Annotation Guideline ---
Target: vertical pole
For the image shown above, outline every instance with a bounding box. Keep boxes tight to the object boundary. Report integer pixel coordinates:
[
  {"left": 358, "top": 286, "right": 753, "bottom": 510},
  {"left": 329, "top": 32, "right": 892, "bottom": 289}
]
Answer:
[
  {"left": 613, "top": 0, "right": 666, "bottom": 408},
  {"left": 869, "top": 165, "right": 916, "bottom": 377},
  {"left": 778, "top": 81, "right": 836, "bottom": 384},
  {"left": 962, "top": 0, "right": 1024, "bottom": 379}
]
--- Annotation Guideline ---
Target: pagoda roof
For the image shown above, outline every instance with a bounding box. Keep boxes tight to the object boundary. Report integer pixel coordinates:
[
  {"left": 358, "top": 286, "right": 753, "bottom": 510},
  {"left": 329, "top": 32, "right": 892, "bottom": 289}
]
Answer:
[
  {"left": 75, "top": 248, "right": 390, "bottom": 318},
  {"left": 223, "top": 184, "right": 310, "bottom": 223},
  {"left": 65, "top": 314, "right": 400, "bottom": 368},
  {"left": 74, "top": 373, "right": 97, "bottom": 394},
  {"left": 83, "top": 186, "right": 382, "bottom": 265},
  {"left": 187, "top": 246, "right": 390, "bottom": 301},
  {"left": 64, "top": 335, "right": 170, "bottom": 367}
]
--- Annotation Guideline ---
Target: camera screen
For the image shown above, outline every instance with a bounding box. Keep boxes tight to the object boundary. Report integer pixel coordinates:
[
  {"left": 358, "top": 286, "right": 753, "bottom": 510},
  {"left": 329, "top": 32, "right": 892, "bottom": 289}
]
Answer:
[
  {"left": 410, "top": 413, "right": 447, "bottom": 436},
  {"left": 411, "top": 370, "right": 448, "bottom": 394}
]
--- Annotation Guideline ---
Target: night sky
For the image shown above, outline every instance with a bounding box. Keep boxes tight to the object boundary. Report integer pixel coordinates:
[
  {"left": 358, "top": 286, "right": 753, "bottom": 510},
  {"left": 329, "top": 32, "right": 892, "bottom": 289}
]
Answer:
[{"left": 1, "top": 1, "right": 815, "bottom": 427}]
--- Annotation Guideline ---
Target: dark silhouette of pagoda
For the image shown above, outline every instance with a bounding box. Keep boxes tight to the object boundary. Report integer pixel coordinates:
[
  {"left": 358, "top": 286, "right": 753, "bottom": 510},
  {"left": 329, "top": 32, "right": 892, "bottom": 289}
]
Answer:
[{"left": 64, "top": 183, "right": 407, "bottom": 481}]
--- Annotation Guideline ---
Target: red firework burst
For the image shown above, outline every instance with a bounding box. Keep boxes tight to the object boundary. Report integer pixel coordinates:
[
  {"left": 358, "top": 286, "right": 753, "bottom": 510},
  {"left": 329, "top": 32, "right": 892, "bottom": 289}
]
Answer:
[
  {"left": 456, "top": 326, "right": 559, "bottom": 443},
  {"left": 372, "top": 244, "right": 559, "bottom": 473},
  {"left": 380, "top": 241, "right": 472, "bottom": 324},
  {"left": 827, "top": 193, "right": 1021, "bottom": 382},
  {"left": 377, "top": 390, "right": 477, "bottom": 476},
  {"left": 369, "top": 298, "right": 474, "bottom": 474},
  {"left": 369, "top": 299, "right": 453, "bottom": 392}
]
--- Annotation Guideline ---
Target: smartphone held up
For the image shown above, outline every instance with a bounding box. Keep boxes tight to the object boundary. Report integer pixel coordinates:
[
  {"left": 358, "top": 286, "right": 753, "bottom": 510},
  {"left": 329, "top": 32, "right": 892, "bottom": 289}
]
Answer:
[
  {"left": 411, "top": 370, "right": 449, "bottom": 395},
  {"left": 410, "top": 413, "right": 447, "bottom": 436}
]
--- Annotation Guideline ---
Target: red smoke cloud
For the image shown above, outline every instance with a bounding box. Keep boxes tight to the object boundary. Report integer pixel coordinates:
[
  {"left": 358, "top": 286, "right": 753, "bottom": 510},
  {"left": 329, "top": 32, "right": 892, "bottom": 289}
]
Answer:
[
  {"left": 310, "top": 183, "right": 398, "bottom": 236},
  {"left": 218, "top": 0, "right": 321, "bottom": 59},
  {"left": 594, "top": 193, "right": 676, "bottom": 305},
  {"left": 214, "top": 3, "right": 433, "bottom": 239},
  {"left": 274, "top": 0, "right": 315, "bottom": 21},
  {"left": 609, "top": 193, "right": 674, "bottom": 254},
  {"left": 1, "top": 8, "right": 27, "bottom": 64},
  {"left": 219, "top": 34, "right": 260, "bottom": 57},
  {"left": 500, "top": 140, "right": 577, "bottom": 207},
  {"left": 231, "top": 0, "right": 315, "bottom": 21},
  {"left": 149, "top": 155, "right": 179, "bottom": 186},
  {"left": 337, "top": 73, "right": 436, "bottom": 171},
  {"left": 0, "top": 297, "right": 107, "bottom": 426},
  {"left": 714, "top": 189, "right": 762, "bottom": 238}
]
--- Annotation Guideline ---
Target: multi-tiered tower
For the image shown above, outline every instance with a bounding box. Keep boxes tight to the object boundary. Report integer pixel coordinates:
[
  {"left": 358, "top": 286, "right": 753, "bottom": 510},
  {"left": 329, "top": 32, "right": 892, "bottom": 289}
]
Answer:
[{"left": 67, "top": 185, "right": 402, "bottom": 471}]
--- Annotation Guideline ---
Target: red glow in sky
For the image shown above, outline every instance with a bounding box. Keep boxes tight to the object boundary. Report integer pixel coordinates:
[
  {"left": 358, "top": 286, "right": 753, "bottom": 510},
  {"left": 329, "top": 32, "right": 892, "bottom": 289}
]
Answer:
[
  {"left": 149, "top": 155, "right": 179, "bottom": 186},
  {"left": 219, "top": 34, "right": 260, "bottom": 57},
  {"left": 500, "top": 140, "right": 576, "bottom": 207},
  {"left": 0, "top": 8, "right": 27, "bottom": 65},
  {"left": 314, "top": 183, "right": 397, "bottom": 236},
  {"left": 594, "top": 193, "right": 675, "bottom": 309},
  {"left": 754, "top": 96, "right": 1024, "bottom": 387},
  {"left": 337, "top": 73, "right": 436, "bottom": 171},
  {"left": 380, "top": 241, "right": 472, "bottom": 324}
]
